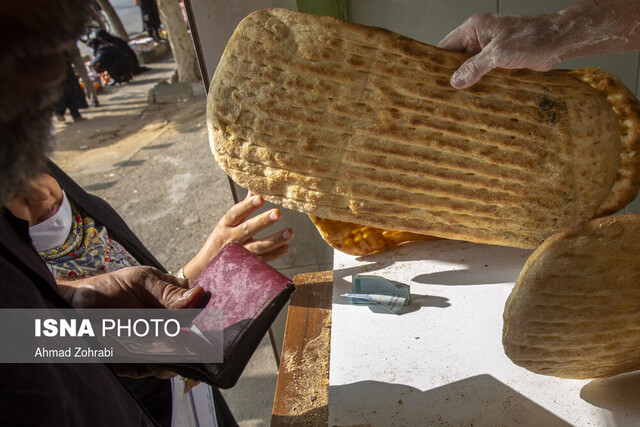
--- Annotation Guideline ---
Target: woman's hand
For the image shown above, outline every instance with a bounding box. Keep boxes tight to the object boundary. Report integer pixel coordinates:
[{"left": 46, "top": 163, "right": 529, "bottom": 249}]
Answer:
[
  {"left": 57, "top": 267, "right": 207, "bottom": 380},
  {"left": 180, "top": 192, "right": 294, "bottom": 279}
]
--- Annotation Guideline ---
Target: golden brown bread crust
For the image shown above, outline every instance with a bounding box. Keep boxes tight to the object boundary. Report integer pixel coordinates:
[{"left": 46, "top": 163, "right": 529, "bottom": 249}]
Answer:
[
  {"left": 207, "top": 8, "right": 620, "bottom": 249},
  {"left": 566, "top": 68, "right": 640, "bottom": 217},
  {"left": 503, "top": 212, "right": 640, "bottom": 379},
  {"left": 309, "top": 215, "right": 436, "bottom": 256},
  {"left": 311, "top": 68, "right": 640, "bottom": 256}
]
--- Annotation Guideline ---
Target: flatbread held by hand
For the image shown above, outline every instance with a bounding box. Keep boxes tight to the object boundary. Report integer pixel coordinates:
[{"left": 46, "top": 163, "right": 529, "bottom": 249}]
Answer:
[{"left": 208, "top": 8, "right": 621, "bottom": 249}]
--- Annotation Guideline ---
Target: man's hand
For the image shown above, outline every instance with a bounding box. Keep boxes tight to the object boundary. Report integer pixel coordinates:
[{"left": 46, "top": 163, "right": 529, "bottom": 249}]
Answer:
[
  {"left": 439, "top": 0, "right": 640, "bottom": 89},
  {"left": 438, "top": 13, "right": 562, "bottom": 89},
  {"left": 57, "top": 266, "right": 207, "bottom": 309}
]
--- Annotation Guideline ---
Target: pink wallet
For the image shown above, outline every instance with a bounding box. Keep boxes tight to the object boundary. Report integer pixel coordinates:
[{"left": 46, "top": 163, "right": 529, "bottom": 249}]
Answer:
[{"left": 165, "top": 242, "right": 295, "bottom": 388}]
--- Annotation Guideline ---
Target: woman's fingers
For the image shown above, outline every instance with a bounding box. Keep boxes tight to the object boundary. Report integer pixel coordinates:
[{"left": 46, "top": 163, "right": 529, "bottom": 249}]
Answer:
[
  {"left": 222, "top": 194, "right": 264, "bottom": 227},
  {"left": 258, "top": 244, "right": 291, "bottom": 262},
  {"left": 244, "top": 227, "right": 294, "bottom": 256},
  {"left": 233, "top": 208, "right": 284, "bottom": 242},
  {"left": 219, "top": 195, "right": 295, "bottom": 258}
]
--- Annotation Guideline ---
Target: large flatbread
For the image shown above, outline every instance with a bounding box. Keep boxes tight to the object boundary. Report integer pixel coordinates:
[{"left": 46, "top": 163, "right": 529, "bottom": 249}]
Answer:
[
  {"left": 503, "top": 213, "right": 640, "bottom": 379},
  {"left": 207, "top": 8, "right": 620, "bottom": 249},
  {"left": 311, "top": 68, "right": 640, "bottom": 256}
]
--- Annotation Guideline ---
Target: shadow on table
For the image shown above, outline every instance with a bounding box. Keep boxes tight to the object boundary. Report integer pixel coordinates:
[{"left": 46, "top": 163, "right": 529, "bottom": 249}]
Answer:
[
  {"left": 331, "top": 239, "right": 532, "bottom": 313},
  {"left": 329, "top": 375, "right": 571, "bottom": 426},
  {"left": 339, "top": 239, "right": 533, "bottom": 287},
  {"left": 331, "top": 293, "right": 451, "bottom": 315},
  {"left": 331, "top": 269, "right": 451, "bottom": 314},
  {"left": 410, "top": 242, "right": 533, "bottom": 286}
]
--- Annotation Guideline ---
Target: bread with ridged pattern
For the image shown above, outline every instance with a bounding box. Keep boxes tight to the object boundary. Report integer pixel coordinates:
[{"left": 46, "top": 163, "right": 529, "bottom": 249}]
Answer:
[
  {"left": 310, "top": 67, "right": 640, "bottom": 256},
  {"left": 207, "top": 8, "right": 620, "bottom": 249},
  {"left": 503, "top": 213, "right": 640, "bottom": 379}
]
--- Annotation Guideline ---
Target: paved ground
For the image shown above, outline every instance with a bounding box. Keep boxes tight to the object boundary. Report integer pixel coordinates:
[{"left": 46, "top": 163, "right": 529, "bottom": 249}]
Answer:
[{"left": 53, "top": 54, "right": 278, "bottom": 426}]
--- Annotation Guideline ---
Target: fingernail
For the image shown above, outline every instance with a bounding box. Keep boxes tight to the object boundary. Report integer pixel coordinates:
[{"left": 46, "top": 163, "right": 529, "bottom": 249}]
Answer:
[
  {"left": 282, "top": 229, "right": 292, "bottom": 239},
  {"left": 270, "top": 210, "right": 279, "bottom": 220},
  {"left": 252, "top": 196, "right": 261, "bottom": 206},
  {"left": 451, "top": 72, "right": 465, "bottom": 88},
  {"left": 183, "top": 287, "right": 198, "bottom": 299}
]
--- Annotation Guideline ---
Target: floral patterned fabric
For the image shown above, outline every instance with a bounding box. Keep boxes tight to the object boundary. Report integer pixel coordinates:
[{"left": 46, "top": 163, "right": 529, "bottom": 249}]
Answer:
[{"left": 39, "top": 204, "right": 138, "bottom": 278}]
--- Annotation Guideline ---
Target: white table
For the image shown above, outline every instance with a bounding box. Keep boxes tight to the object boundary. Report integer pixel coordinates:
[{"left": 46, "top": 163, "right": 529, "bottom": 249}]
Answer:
[{"left": 329, "top": 239, "right": 640, "bottom": 426}]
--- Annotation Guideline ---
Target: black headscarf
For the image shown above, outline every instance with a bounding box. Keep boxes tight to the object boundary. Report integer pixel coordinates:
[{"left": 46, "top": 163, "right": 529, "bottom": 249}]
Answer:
[
  {"left": 95, "top": 29, "right": 146, "bottom": 74},
  {"left": 88, "top": 37, "right": 135, "bottom": 83}
]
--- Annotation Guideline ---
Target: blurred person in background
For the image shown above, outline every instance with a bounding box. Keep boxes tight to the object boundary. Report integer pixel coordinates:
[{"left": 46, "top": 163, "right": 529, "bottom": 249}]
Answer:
[
  {"left": 53, "top": 52, "right": 88, "bottom": 122},
  {"left": 95, "top": 29, "right": 151, "bottom": 75},
  {"left": 69, "top": 42, "right": 99, "bottom": 107},
  {"left": 88, "top": 35, "right": 136, "bottom": 84},
  {"left": 136, "top": 0, "right": 163, "bottom": 41}
]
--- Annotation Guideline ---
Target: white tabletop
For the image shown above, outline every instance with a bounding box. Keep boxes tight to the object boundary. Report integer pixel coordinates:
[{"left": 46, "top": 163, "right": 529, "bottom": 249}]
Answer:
[{"left": 329, "top": 239, "right": 640, "bottom": 426}]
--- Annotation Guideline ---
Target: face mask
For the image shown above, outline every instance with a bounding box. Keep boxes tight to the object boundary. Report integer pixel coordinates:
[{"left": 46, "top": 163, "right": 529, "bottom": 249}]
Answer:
[{"left": 29, "top": 191, "right": 72, "bottom": 252}]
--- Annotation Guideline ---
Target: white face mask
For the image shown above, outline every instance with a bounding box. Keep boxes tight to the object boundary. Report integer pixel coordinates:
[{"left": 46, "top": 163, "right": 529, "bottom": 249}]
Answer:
[{"left": 28, "top": 191, "right": 72, "bottom": 252}]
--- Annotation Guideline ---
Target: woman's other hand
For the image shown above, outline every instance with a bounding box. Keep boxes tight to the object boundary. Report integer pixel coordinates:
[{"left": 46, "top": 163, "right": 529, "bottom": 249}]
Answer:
[{"left": 180, "top": 192, "right": 294, "bottom": 279}]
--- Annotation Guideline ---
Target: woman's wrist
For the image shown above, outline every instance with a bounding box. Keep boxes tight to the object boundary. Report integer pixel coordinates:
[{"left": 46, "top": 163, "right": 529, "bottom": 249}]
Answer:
[
  {"left": 180, "top": 239, "right": 223, "bottom": 279},
  {"left": 179, "top": 260, "right": 200, "bottom": 280}
]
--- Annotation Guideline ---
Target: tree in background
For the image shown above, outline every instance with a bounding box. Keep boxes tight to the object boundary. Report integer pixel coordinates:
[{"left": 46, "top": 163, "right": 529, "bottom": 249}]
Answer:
[
  {"left": 95, "top": 0, "right": 129, "bottom": 41},
  {"left": 156, "top": 0, "right": 199, "bottom": 82}
]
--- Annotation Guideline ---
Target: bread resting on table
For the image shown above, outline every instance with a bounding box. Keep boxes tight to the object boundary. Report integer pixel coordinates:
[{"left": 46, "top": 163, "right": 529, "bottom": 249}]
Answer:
[
  {"left": 207, "top": 8, "right": 623, "bottom": 251},
  {"left": 503, "top": 213, "right": 640, "bottom": 379},
  {"left": 309, "top": 214, "right": 436, "bottom": 257}
]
